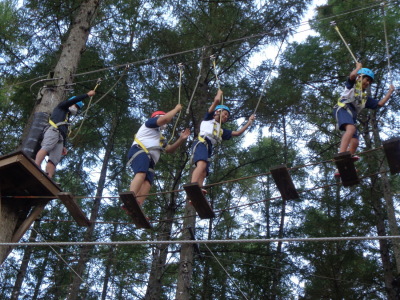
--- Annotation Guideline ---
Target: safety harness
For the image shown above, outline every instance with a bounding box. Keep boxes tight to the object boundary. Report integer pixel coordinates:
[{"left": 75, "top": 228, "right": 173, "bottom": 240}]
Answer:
[
  {"left": 49, "top": 118, "right": 70, "bottom": 129},
  {"left": 126, "top": 133, "right": 167, "bottom": 169},
  {"left": 190, "top": 121, "right": 223, "bottom": 165},
  {"left": 335, "top": 77, "right": 367, "bottom": 124}
]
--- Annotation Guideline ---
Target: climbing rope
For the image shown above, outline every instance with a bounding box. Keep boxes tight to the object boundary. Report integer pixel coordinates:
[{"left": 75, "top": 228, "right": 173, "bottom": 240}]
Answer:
[
  {"left": 3, "top": 234, "right": 400, "bottom": 247},
  {"left": 69, "top": 65, "right": 130, "bottom": 140},
  {"left": 253, "top": 30, "right": 288, "bottom": 115},
  {"left": 167, "top": 63, "right": 184, "bottom": 144},
  {"left": 68, "top": 77, "right": 102, "bottom": 139},
  {"left": 381, "top": 2, "right": 393, "bottom": 84},
  {"left": 330, "top": 21, "right": 358, "bottom": 64},
  {"left": 186, "top": 48, "right": 205, "bottom": 114}
]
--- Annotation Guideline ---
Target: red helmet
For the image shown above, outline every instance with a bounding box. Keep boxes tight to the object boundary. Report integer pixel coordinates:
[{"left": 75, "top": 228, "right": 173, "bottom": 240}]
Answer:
[{"left": 151, "top": 111, "right": 166, "bottom": 118}]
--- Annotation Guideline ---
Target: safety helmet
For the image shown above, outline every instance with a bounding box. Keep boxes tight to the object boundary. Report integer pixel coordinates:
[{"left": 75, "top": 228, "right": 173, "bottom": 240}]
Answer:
[
  {"left": 75, "top": 101, "right": 84, "bottom": 109},
  {"left": 357, "top": 68, "right": 374, "bottom": 81},
  {"left": 151, "top": 110, "right": 166, "bottom": 118},
  {"left": 215, "top": 105, "right": 230, "bottom": 115}
]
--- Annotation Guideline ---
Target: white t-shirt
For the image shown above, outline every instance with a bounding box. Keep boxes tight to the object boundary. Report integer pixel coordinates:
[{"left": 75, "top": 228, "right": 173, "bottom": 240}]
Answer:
[{"left": 132, "top": 118, "right": 163, "bottom": 163}]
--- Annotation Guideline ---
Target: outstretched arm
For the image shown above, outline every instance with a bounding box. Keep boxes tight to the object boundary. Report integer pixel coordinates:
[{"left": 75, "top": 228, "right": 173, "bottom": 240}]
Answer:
[
  {"left": 157, "top": 104, "right": 182, "bottom": 126},
  {"left": 378, "top": 85, "right": 396, "bottom": 107},
  {"left": 232, "top": 114, "right": 255, "bottom": 137},
  {"left": 165, "top": 128, "right": 191, "bottom": 153},
  {"left": 208, "top": 89, "right": 223, "bottom": 113},
  {"left": 349, "top": 62, "right": 363, "bottom": 81}
]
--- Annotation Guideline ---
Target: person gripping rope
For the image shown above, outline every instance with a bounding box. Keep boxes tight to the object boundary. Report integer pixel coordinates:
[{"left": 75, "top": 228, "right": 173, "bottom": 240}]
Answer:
[
  {"left": 333, "top": 63, "right": 395, "bottom": 175},
  {"left": 127, "top": 104, "right": 190, "bottom": 206},
  {"left": 190, "top": 89, "right": 255, "bottom": 191},
  {"left": 35, "top": 90, "right": 96, "bottom": 178}
]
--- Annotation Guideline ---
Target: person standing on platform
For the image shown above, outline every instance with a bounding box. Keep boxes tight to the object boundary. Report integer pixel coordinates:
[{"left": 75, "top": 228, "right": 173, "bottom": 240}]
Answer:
[{"left": 35, "top": 90, "right": 96, "bottom": 178}]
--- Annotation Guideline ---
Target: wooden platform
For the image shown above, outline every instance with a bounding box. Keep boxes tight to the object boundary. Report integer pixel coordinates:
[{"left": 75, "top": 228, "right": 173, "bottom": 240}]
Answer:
[
  {"left": 270, "top": 165, "right": 299, "bottom": 200},
  {"left": 0, "top": 151, "right": 61, "bottom": 200},
  {"left": 119, "top": 192, "right": 152, "bottom": 229},
  {"left": 57, "top": 192, "right": 90, "bottom": 227},
  {"left": 333, "top": 152, "right": 360, "bottom": 187},
  {"left": 183, "top": 183, "right": 215, "bottom": 219},
  {"left": 383, "top": 137, "right": 400, "bottom": 175},
  {"left": 0, "top": 151, "right": 63, "bottom": 263}
]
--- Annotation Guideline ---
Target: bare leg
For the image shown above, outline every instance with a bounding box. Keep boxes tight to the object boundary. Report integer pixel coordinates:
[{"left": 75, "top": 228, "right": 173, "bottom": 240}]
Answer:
[
  {"left": 348, "top": 137, "right": 359, "bottom": 155},
  {"left": 136, "top": 180, "right": 151, "bottom": 206},
  {"left": 45, "top": 161, "right": 56, "bottom": 178},
  {"left": 339, "top": 124, "right": 357, "bottom": 153},
  {"left": 191, "top": 160, "right": 207, "bottom": 187},
  {"left": 35, "top": 149, "right": 48, "bottom": 167},
  {"left": 130, "top": 172, "right": 146, "bottom": 194}
]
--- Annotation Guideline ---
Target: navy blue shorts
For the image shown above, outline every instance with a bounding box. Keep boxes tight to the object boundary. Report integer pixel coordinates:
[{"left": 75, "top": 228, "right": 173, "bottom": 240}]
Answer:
[
  {"left": 127, "top": 145, "right": 155, "bottom": 184},
  {"left": 333, "top": 107, "right": 359, "bottom": 139},
  {"left": 192, "top": 140, "right": 211, "bottom": 176}
]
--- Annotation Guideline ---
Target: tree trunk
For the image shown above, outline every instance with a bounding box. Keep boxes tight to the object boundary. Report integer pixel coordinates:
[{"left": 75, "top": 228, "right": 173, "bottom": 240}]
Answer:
[
  {"left": 145, "top": 194, "right": 177, "bottom": 300},
  {"left": 20, "top": 0, "right": 100, "bottom": 144},
  {"left": 32, "top": 249, "right": 51, "bottom": 300},
  {"left": 175, "top": 44, "right": 211, "bottom": 299},
  {"left": 0, "top": 0, "right": 100, "bottom": 267},
  {"left": 10, "top": 220, "right": 39, "bottom": 300},
  {"left": 371, "top": 116, "right": 400, "bottom": 273},
  {"left": 68, "top": 115, "right": 118, "bottom": 299},
  {"left": 362, "top": 115, "right": 398, "bottom": 299},
  {"left": 101, "top": 223, "right": 118, "bottom": 300}
]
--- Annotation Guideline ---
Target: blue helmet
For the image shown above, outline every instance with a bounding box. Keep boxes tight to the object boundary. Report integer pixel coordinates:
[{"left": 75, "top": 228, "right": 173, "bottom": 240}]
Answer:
[
  {"left": 75, "top": 101, "right": 84, "bottom": 109},
  {"left": 357, "top": 68, "right": 374, "bottom": 81},
  {"left": 215, "top": 105, "right": 230, "bottom": 115}
]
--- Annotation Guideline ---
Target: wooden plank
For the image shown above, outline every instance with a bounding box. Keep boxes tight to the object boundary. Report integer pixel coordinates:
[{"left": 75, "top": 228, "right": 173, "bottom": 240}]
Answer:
[
  {"left": 119, "top": 192, "right": 152, "bottom": 229},
  {"left": 57, "top": 192, "right": 91, "bottom": 227},
  {"left": 383, "top": 137, "right": 400, "bottom": 175},
  {"left": 270, "top": 165, "right": 299, "bottom": 200},
  {"left": 183, "top": 183, "right": 215, "bottom": 219},
  {"left": 333, "top": 152, "right": 360, "bottom": 187}
]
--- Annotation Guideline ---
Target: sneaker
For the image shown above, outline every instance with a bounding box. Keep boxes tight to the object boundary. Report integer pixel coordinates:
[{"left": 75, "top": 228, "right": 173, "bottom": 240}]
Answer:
[{"left": 352, "top": 155, "right": 360, "bottom": 162}]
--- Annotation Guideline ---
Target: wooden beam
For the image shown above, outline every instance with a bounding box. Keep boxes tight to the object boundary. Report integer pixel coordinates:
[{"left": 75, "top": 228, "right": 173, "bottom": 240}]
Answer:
[
  {"left": 183, "top": 183, "right": 215, "bottom": 219},
  {"left": 333, "top": 152, "right": 360, "bottom": 187},
  {"left": 383, "top": 137, "right": 400, "bottom": 175},
  {"left": 11, "top": 200, "right": 48, "bottom": 243},
  {"left": 270, "top": 165, "right": 299, "bottom": 200},
  {"left": 119, "top": 192, "right": 152, "bottom": 229},
  {"left": 57, "top": 192, "right": 91, "bottom": 227},
  {"left": 0, "top": 151, "right": 73, "bottom": 263}
]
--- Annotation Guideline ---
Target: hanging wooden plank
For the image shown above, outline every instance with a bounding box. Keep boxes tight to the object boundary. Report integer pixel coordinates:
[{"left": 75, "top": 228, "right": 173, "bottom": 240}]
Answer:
[
  {"left": 183, "top": 183, "right": 215, "bottom": 219},
  {"left": 333, "top": 151, "right": 360, "bottom": 187},
  {"left": 382, "top": 137, "right": 400, "bottom": 175},
  {"left": 270, "top": 165, "right": 299, "bottom": 200},
  {"left": 119, "top": 192, "right": 152, "bottom": 229},
  {"left": 57, "top": 192, "right": 91, "bottom": 227}
]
